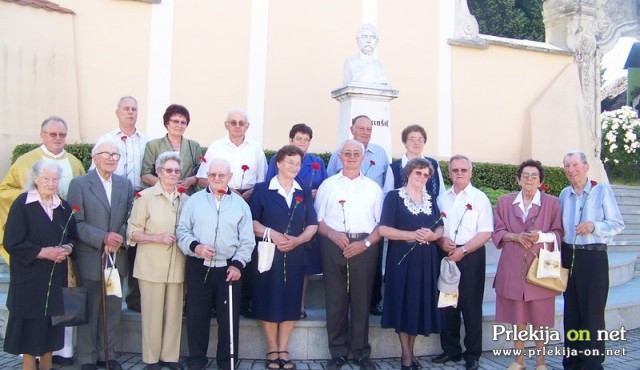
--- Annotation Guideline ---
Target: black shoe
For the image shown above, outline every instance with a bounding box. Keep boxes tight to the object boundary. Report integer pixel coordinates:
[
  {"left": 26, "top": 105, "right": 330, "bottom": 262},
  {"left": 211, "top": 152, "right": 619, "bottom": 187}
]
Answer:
[
  {"left": 465, "top": 358, "right": 479, "bottom": 370},
  {"left": 355, "top": 357, "right": 376, "bottom": 370},
  {"left": 160, "top": 361, "right": 184, "bottom": 370},
  {"left": 186, "top": 358, "right": 207, "bottom": 370},
  {"left": 81, "top": 364, "right": 98, "bottom": 370},
  {"left": 145, "top": 363, "right": 162, "bottom": 370},
  {"left": 431, "top": 353, "right": 462, "bottom": 364},
  {"left": 210, "top": 307, "right": 217, "bottom": 318},
  {"left": 240, "top": 306, "right": 253, "bottom": 318},
  {"left": 412, "top": 360, "right": 422, "bottom": 370},
  {"left": 326, "top": 356, "right": 348, "bottom": 370},
  {"left": 369, "top": 304, "right": 383, "bottom": 316},
  {"left": 96, "top": 360, "right": 123, "bottom": 370},
  {"left": 52, "top": 355, "right": 74, "bottom": 366}
]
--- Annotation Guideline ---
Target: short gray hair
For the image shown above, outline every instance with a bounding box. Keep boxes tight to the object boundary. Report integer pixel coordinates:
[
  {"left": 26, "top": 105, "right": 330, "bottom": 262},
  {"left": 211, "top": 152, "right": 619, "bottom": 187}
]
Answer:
[
  {"left": 155, "top": 151, "right": 182, "bottom": 172},
  {"left": 339, "top": 139, "right": 365, "bottom": 153},
  {"left": 92, "top": 140, "right": 119, "bottom": 156},
  {"left": 564, "top": 151, "right": 588, "bottom": 164},
  {"left": 208, "top": 158, "right": 231, "bottom": 173},
  {"left": 449, "top": 154, "right": 473, "bottom": 171},
  {"left": 41, "top": 116, "right": 67, "bottom": 132},
  {"left": 225, "top": 108, "right": 248, "bottom": 123},
  {"left": 117, "top": 96, "right": 138, "bottom": 108},
  {"left": 28, "top": 160, "right": 62, "bottom": 191}
]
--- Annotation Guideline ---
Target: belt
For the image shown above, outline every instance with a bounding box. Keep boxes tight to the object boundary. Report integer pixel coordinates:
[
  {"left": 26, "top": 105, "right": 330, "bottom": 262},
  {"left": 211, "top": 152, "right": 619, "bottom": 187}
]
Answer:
[
  {"left": 189, "top": 255, "right": 231, "bottom": 267},
  {"left": 562, "top": 242, "right": 607, "bottom": 251},
  {"left": 344, "top": 232, "right": 368, "bottom": 240}
]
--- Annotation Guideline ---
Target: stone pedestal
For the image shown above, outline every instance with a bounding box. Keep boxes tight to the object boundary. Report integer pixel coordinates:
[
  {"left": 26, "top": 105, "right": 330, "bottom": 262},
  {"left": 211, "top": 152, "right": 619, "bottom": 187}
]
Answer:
[{"left": 331, "top": 84, "right": 399, "bottom": 159}]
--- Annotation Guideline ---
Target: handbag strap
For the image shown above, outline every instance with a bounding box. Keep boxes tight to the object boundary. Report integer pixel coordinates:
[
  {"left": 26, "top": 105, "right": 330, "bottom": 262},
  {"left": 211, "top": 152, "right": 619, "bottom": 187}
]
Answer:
[
  {"left": 104, "top": 252, "right": 117, "bottom": 269},
  {"left": 263, "top": 228, "right": 272, "bottom": 243}
]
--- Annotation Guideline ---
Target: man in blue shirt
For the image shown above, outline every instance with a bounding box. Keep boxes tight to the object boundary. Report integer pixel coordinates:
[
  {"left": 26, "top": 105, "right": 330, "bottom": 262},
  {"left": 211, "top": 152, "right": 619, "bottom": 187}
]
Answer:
[{"left": 559, "top": 152, "right": 624, "bottom": 370}]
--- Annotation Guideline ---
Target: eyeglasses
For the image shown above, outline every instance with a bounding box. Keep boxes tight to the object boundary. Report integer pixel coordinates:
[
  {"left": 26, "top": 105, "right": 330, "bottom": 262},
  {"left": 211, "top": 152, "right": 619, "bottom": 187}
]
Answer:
[
  {"left": 282, "top": 159, "right": 301, "bottom": 168},
  {"left": 162, "top": 168, "right": 181, "bottom": 174},
  {"left": 406, "top": 137, "right": 425, "bottom": 143},
  {"left": 340, "top": 151, "right": 362, "bottom": 158},
  {"left": 227, "top": 120, "right": 248, "bottom": 127},
  {"left": 293, "top": 136, "right": 311, "bottom": 143},
  {"left": 207, "top": 173, "right": 228, "bottom": 179},
  {"left": 451, "top": 168, "right": 469, "bottom": 174},
  {"left": 168, "top": 119, "right": 188, "bottom": 126},
  {"left": 521, "top": 173, "right": 539, "bottom": 180},
  {"left": 95, "top": 152, "right": 121, "bottom": 160},
  {"left": 413, "top": 170, "right": 431, "bottom": 178},
  {"left": 43, "top": 132, "right": 67, "bottom": 139}
]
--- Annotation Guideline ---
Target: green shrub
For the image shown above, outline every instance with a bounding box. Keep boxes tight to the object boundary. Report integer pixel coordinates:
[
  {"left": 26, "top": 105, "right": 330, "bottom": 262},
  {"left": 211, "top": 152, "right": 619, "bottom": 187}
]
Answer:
[{"left": 11, "top": 143, "right": 569, "bottom": 195}]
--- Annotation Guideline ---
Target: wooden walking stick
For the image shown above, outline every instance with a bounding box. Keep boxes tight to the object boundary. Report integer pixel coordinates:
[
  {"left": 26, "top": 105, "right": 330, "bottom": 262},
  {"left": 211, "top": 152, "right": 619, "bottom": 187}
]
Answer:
[{"left": 101, "top": 249, "right": 110, "bottom": 370}]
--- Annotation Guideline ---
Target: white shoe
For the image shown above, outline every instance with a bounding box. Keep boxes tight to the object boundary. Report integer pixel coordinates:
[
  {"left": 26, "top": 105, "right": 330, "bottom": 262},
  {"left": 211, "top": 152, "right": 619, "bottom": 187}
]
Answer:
[
  {"left": 535, "top": 366, "right": 548, "bottom": 370},
  {"left": 507, "top": 362, "right": 526, "bottom": 370}
]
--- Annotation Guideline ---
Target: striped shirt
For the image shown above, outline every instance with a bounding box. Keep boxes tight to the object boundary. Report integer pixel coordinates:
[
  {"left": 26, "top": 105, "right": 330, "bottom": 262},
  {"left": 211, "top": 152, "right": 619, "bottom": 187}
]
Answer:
[{"left": 559, "top": 179, "right": 624, "bottom": 245}]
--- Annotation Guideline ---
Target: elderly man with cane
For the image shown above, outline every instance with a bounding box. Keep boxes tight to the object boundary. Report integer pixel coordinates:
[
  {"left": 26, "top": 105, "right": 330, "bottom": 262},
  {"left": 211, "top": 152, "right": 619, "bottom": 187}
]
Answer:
[
  {"left": 177, "top": 158, "right": 255, "bottom": 370},
  {"left": 67, "top": 140, "right": 133, "bottom": 370}
]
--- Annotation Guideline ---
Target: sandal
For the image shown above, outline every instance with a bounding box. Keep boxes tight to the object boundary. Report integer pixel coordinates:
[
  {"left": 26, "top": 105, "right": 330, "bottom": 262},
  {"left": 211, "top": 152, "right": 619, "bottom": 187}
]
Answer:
[
  {"left": 266, "top": 351, "right": 281, "bottom": 370},
  {"left": 278, "top": 351, "right": 296, "bottom": 370},
  {"left": 300, "top": 311, "right": 307, "bottom": 319}
]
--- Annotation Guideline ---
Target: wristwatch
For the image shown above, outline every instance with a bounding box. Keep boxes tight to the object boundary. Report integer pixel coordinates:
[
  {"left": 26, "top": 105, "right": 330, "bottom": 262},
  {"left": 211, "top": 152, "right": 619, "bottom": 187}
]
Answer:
[
  {"left": 364, "top": 239, "right": 372, "bottom": 248},
  {"left": 462, "top": 247, "right": 469, "bottom": 256}
]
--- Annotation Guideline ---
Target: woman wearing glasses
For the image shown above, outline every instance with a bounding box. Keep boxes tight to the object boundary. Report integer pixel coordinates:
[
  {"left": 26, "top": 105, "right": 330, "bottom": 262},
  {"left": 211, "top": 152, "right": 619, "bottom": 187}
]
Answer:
[
  {"left": 141, "top": 104, "right": 202, "bottom": 195},
  {"left": 493, "top": 159, "right": 562, "bottom": 370},
  {"left": 265, "top": 123, "right": 328, "bottom": 318},
  {"left": 127, "top": 152, "right": 189, "bottom": 370},
  {"left": 250, "top": 145, "right": 318, "bottom": 370},
  {"left": 383, "top": 125, "right": 445, "bottom": 197}
]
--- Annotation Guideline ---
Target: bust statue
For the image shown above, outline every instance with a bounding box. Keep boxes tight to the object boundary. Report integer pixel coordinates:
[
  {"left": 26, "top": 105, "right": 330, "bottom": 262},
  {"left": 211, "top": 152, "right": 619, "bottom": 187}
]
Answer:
[{"left": 343, "top": 24, "right": 389, "bottom": 85}]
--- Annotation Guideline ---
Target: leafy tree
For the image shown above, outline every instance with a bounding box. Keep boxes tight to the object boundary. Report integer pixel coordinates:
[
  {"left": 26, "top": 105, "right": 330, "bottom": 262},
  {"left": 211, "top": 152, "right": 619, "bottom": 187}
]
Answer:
[{"left": 468, "top": 0, "right": 545, "bottom": 42}]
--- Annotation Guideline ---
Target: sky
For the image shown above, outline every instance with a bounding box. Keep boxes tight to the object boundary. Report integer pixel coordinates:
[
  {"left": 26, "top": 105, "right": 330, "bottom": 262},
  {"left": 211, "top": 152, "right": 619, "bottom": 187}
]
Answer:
[{"left": 602, "top": 37, "right": 637, "bottom": 87}]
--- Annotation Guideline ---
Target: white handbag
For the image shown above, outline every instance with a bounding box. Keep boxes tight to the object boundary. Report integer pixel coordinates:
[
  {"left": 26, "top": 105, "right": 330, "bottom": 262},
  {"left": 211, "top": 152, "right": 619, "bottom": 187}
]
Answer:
[
  {"left": 104, "top": 252, "right": 122, "bottom": 298},
  {"left": 257, "top": 228, "right": 276, "bottom": 273},
  {"left": 536, "top": 238, "right": 562, "bottom": 279}
]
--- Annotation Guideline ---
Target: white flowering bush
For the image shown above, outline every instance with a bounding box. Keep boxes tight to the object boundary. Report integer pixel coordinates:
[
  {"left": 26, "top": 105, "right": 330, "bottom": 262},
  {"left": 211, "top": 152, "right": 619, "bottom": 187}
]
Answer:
[{"left": 601, "top": 106, "right": 640, "bottom": 167}]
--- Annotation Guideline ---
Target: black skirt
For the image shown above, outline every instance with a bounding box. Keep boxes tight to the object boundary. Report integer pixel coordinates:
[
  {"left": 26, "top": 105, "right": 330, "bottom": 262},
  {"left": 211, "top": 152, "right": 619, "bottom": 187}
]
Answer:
[{"left": 3, "top": 314, "right": 63, "bottom": 355}]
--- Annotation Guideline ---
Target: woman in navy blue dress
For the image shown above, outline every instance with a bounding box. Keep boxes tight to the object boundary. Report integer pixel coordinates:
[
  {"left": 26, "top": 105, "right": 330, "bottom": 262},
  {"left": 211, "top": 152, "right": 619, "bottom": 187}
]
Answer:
[
  {"left": 250, "top": 145, "right": 318, "bottom": 369},
  {"left": 265, "top": 123, "right": 328, "bottom": 318},
  {"left": 379, "top": 158, "right": 444, "bottom": 370}
]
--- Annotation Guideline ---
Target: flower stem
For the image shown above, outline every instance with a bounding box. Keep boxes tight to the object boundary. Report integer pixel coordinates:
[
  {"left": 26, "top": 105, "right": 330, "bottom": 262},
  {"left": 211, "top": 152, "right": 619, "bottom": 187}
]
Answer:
[{"left": 44, "top": 262, "right": 56, "bottom": 315}]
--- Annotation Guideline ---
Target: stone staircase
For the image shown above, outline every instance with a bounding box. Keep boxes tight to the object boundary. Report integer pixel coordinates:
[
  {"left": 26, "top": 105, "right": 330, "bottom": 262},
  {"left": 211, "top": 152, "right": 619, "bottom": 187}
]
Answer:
[{"left": 1, "top": 185, "right": 640, "bottom": 359}]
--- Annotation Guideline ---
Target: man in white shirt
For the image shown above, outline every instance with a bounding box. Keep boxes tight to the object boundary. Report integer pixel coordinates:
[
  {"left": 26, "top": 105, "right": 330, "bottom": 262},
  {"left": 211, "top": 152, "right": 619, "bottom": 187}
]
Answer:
[
  {"left": 434, "top": 155, "right": 493, "bottom": 370},
  {"left": 196, "top": 109, "right": 267, "bottom": 202},
  {"left": 315, "top": 139, "right": 382, "bottom": 370},
  {"left": 93, "top": 96, "right": 147, "bottom": 313}
]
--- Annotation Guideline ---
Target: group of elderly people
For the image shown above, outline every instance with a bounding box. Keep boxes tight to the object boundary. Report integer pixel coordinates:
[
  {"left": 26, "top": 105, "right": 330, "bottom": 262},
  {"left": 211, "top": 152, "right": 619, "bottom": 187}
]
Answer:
[{"left": 1, "top": 104, "right": 625, "bottom": 370}]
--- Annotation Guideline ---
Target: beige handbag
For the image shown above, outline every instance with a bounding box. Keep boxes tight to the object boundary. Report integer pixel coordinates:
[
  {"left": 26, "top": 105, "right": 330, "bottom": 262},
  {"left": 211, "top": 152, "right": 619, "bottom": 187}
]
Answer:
[
  {"left": 526, "top": 240, "right": 568, "bottom": 293},
  {"left": 104, "top": 252, "right": 122, "bottom": 298}
]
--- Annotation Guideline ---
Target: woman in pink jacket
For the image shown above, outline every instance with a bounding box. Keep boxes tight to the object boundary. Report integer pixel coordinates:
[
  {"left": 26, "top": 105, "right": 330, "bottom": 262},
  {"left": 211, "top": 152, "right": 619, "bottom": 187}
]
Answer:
[{"left": 493, "top": 159, "right": 563, "bottom": 370}]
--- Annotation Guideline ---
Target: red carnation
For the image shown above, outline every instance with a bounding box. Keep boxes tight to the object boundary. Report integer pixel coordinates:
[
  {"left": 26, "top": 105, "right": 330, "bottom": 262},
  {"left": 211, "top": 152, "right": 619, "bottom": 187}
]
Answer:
[
  {"left": 241, "top": 164, "right": 249, "bottom": 171},
  {"left": 121, "top": 135, "right": 127, "bottom": 141},
  {"left": 134, "top": 192, "right": 142, "bottom": 199},
  {"left": 199, "top": 156, "right": 207, "bottom": 163},
  {"left": 217, "top": 189, "right": 227, "bottom": 195},
  {"left": 370, "top": 160, "right": 376, "bottom": 166},
  {"left": 338, "top": 200, "right": 346, "bottom": 204},
  {"left": 441, "top": 211, "right": 447, "bottom": 218},
  {"left": 72, "top": 205, "right": 80, "bottom": 213},
  {"left": 540, "top": 184, "right": 550, "bottom": 192},
  {"left": 311, "top": 162, "right": 321, "bottom": 171},
  {"left": 466, "top": 203, "right": 473, "bottom": 210},
  {"left": 295, "top": 196, "right": 303, "bottom": 203},
  {"left": 177, "top": 187, "right": 187, "bottom": 194},
  {"left": 590, "top": 180, "right": 598, "bottom": 187}
]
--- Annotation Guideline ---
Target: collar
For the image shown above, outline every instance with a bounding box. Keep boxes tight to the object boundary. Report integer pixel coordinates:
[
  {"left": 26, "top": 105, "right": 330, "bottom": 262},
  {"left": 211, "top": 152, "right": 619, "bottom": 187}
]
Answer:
[
  {"left": 337, "top": 170, "right": 364, "bottom": 180},
  {"left": 513, "top": 190, "right": 541, "bottom": 206},
  {"left": 97, "top": 171, "right": 113, "bottom": 183},
  {"left": 447, "top": 182, "right": 473, "bottom": 197},
  {"left": 223, "top": 135, "right": 248, "bottom": 147},
  {"left": 25, "top": 187, "right": 62, "bottom": 208},
  {"left": 116, "top": 127, "right": 141, "bottom": 138},
  {"left": 206, "top": 186, "right": 231, "bottom": 195},
  {"left": 40, "top": 145, "right": 65, "bottom": 159},
  {"left": 268, "top": 176, "right": 302, "bottom": 192}
]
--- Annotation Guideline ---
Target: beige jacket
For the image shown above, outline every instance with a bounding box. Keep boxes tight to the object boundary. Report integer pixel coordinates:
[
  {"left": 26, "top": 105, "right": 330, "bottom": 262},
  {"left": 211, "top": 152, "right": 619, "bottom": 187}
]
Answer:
[{"left": 127, "top": 182, "right": 188, "bottom": 283}]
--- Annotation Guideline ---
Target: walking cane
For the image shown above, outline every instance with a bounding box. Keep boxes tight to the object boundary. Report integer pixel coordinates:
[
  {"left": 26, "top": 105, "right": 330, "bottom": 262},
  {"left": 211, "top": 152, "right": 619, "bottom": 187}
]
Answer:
[
  {"left": 228, "top": 282, "right": 235, "bottom": 370},
  {"left": 101, "top": 250, "right": 110, "bottom": 370}
]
